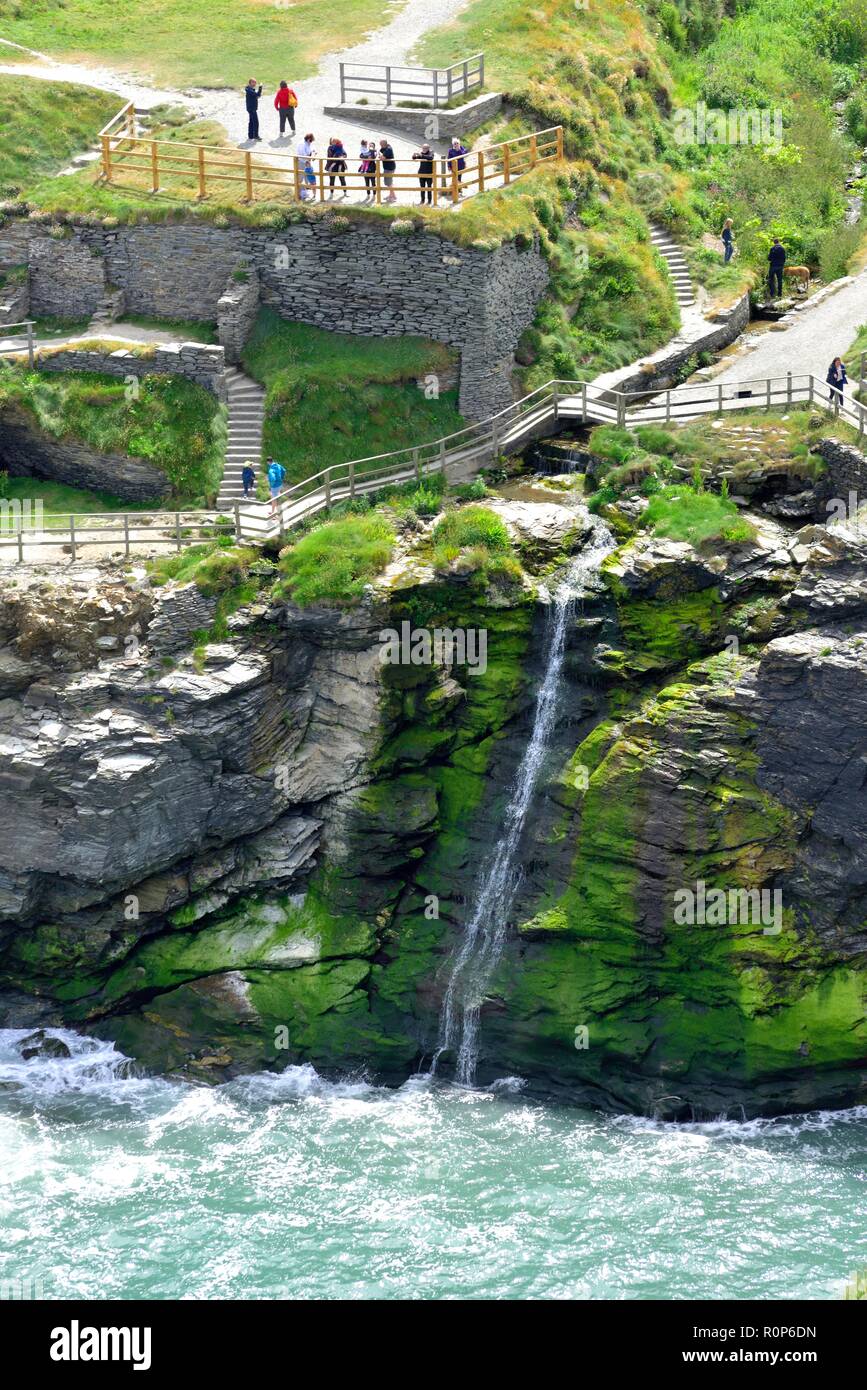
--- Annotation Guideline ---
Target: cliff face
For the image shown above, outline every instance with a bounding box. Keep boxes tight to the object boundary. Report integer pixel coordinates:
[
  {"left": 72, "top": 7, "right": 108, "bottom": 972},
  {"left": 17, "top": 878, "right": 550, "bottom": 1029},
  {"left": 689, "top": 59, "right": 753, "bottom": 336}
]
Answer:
[{"left": 1, "top": 503, "right": 866, "bottom": 1117}]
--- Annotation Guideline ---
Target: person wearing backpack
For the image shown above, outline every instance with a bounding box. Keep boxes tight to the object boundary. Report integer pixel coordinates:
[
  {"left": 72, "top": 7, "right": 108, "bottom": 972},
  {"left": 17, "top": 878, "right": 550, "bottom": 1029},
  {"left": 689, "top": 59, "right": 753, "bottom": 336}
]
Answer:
[
  {"left": 274, "top": 81, "right": 299, "bottom": 137},
  {"left": 267, "top": 457, "right": 286, "bottom": 514}
]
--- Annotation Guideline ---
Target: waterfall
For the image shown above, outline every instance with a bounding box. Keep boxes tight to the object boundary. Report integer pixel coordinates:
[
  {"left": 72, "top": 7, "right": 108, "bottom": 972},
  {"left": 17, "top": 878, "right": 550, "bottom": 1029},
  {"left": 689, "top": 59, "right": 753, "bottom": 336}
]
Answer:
[{"left": 432, "top": 518, "right": 615, "bottom": 1085}]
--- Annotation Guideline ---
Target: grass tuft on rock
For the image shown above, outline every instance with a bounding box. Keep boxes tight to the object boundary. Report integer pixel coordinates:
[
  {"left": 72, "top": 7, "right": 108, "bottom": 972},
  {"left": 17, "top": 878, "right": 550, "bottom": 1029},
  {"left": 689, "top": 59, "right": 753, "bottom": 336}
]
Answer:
[{"left": 277, "top": 513, "right": 395, "bottom": 607}]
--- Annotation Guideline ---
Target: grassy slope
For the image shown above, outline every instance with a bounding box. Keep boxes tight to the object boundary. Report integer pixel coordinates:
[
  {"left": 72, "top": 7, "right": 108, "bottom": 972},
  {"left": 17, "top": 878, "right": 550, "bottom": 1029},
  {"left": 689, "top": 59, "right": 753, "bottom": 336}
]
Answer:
[
  {"left": 0, "top": 76, "right": 118, "bottom": 196},
  {"left": 0, "top": 474, "right": 153, "bottom": 514},
  {"left": 0, "top": 368, "right": 226, "bottom": 503},
  {"left": 241, "top": 310, "right": 464, "bottom": 484},
  {"left": 0, "top": 0, "right": 392, "bottom": 87}
]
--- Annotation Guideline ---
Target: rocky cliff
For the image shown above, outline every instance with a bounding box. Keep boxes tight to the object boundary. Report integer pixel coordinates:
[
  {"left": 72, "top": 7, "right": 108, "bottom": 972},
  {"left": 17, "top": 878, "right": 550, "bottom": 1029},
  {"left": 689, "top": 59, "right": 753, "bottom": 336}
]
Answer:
[{"left": 0, "top": 489, "right": 865, "bottom": 1117}]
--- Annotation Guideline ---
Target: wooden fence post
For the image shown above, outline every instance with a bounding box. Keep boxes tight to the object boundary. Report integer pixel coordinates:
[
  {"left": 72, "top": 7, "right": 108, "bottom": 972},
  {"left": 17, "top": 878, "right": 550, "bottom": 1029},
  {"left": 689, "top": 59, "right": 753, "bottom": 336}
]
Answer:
[
  {"left": 462, "top": 60, "right": 469, "bottom": 96},
  {"left": 556, "top": 126, "right": 564, "bottom": 159},
  {"left": 375, "top": 158, "right": 382, "bottom": 205},
  {"left": 198, "top": 146, "right": 206, "bottom": 199},
  {"left": 319, "top": 158, "right": 326, "bottom": 202},
  {"left": 349, "top": 462, "right": 355, "bottom": 499},
  {"left": 69, "top": 515, "right": 76, "bottom": 562},
  {"left": 234, "top": 502, "right": 241, "bottom": 541},
  {"left": 503, "top": 144, "right": 511, "bottom": 186},
  {"left": 666, "top": 390, "right": 671, "bottom": 424},
  {"left": 124, "top": 514, "right": 130, "bottom": 557},
  {"left": 151, "top": 140, "right": 159, "bottom": 193},
  {"left": 582, "top": 382, "right": 587, "bottom": 420},
  {"left": 717, "top": 384, "right": 723, "bottom": 416},
  {"left": 552, "top": 382, "right": 559, "bottom": 422},
  {"left": 385, "top": 66, "right": 392, "bottom": 107},
  {"left": 477, "top": 149, "right": 485, "bottom": 193},
  {"left": 26, "top": 321, "right": 34, "bottom": 370},
  {"left": 479, "top": 54, "right": 485, "bottom": 89},
  {"left": 766, "top": 377, "right": 771, "bottom": 412},
  {"left": 787, "top": 371, "right": 792, "bottom": 406},
  {"left": 413, "top": 447, "right": 421, "bottom": 481},
  {"left": 324, "top": 468, "right": 332, "bottom": 508},
  {"left": 17, "top": 520, "right": 23, "bottom": 564},
  {"left": 451, "top": 158, "right": 460, "bottom": 205},
  {"left": 175, "top": 512, "right": 182, "bottom": 551},
  {"left": 101, "top": 135, "right": 112, "bottom": 182},
  {"left": 339, "top": 63, "right": 346, "bottom": 104},
  {"left": 530, "top": 133, "right": 538, "bottom": 168},
  {"left": 293, "top": 156, "right": 302, "bottom": 201},
  {"left": 245, "top": 151, "right": 253, "bottom": 202}
]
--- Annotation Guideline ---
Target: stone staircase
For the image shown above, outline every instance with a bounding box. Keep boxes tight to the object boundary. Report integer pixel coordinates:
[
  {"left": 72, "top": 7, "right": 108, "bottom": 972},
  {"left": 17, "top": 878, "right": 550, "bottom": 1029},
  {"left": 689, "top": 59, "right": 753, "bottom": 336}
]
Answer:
[
  {"left": 87, "top": 286, "right": 126, "bottom": 331},
  {"left": 218, "top": 366, "right": 266, "bottom": 509},
  {"left": 59, "top": 106, "right": 154, "bottom": 177},
  {"left": 649, "top": 222, "right": 695, "bottom": 309}
]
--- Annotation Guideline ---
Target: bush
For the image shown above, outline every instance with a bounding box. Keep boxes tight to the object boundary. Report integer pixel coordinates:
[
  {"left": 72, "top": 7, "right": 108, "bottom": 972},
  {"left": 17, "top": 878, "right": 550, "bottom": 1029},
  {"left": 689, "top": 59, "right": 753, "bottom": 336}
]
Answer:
[
  {"left": 431, "top": 505, "right": 511, "bottom": 555},
  {"left": 642, "top": 485, "right": 756, "bottom": 546},
  {"left": 277, "top": 513, "right": 395, "bottom": 607}
]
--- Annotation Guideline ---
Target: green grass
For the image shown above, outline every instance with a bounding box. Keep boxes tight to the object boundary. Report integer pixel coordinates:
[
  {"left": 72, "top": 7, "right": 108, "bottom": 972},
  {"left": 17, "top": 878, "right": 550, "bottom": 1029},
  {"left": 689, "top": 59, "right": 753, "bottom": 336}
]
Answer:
[
  {"left": 277, "top": 513, "right": 395, "bottom": 607},
  {"left": 241, "top": 310, "right": 465, "bottom": 482},
  {"left": 0, "top": 76, "right": 117, "bottom": 196},
  {"left": 0, "top": 473, "right": 153, "bottom": 514},
  {"left": 431, "top": 504, "right": 522, "bottom": 585},
  {"left": 0, "top": 0, "right": 395, "bottom": 88},
  {"left": 0, "top": 366, "right": 226, "bottom": 503},
  {"left": 641, "top": 485, "right": 756, "bottom": 546},
  {"left": 118, "top": 315, "right": 218, "bottom": 343}
]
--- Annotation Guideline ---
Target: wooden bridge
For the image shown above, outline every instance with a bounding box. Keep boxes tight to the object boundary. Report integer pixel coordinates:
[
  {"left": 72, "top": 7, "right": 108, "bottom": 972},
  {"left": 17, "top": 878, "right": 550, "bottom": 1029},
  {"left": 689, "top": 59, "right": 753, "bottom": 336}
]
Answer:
[{"left": 1, "top": 371, "right": 863, "bottom": 562}]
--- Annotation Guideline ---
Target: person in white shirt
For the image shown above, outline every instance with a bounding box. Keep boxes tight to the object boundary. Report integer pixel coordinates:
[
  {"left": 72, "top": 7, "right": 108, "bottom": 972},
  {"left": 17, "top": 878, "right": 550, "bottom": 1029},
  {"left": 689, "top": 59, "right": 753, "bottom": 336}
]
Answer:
[{"left": 297, "top": 133, "right": 317, "bottom": 200}]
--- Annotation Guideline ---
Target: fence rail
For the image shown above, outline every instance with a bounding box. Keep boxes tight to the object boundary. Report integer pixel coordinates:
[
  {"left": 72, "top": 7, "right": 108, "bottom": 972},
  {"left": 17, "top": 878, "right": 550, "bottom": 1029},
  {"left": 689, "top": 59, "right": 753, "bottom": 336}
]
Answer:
[
  {"left": 98, "top": 116, "right": 563, "bottom": 205},
  {"left": 0, "top": 320, "right": 36, "bottom": 366},
  {"left": 338, "top": 54, "right": 485, "bottom": 107},
  {"left": 3, "top": 373, "right": 865, "bottom": 562}
]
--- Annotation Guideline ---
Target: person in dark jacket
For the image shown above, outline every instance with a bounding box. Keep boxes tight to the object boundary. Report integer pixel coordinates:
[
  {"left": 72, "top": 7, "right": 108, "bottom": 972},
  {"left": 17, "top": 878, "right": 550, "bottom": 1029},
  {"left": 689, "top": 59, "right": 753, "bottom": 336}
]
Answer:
[
  {"left": 446, "top": 137, "right": 468, "bottom": 197},
  {"left": 326, "top": 137, "right": 348, "bottom": 197},
  {"left": 245, "top": 79, "right": 263, "bottom": 142},
  {"left": 826, "top": 357, "right": 848, "bottom": 407},
  {"left": 721, "top": 218, "right": 734, "bottom": 263},
  {"left": 379, "top": 139, "right": 396, "bottom": 203},
  {"left": 767, "top": 237, "right": 786, "bottom": 297},
  {"left": 274, "top": 81, "right": 298, "bottom": 137},
  {"left": 241, "top": 462, "right": 256, "bottom": 499},
  {"left": 412, "top": 144, "right": 435, "bottom": 204}
]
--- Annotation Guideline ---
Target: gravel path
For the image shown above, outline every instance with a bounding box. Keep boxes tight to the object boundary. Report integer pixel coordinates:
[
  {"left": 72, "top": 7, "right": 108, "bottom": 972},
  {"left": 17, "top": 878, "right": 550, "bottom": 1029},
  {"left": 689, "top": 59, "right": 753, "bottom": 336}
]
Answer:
[
  {"left": 709, "top": 270, "right": 867, "bottom": 394},
  {"left": 0, "top": 1, "right": 476, "bottom": 204}
]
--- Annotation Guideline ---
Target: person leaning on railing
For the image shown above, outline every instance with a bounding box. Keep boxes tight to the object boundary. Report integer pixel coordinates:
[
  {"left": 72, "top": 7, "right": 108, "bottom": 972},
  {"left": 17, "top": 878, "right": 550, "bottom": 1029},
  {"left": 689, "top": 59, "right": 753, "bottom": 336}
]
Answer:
[
  {"left": 379, "top": 138, "right": 396, "bottom": 203},
  {"left": 412, "top": 144, "right": 435, "bottom": 204},
  {"left": 446, "top": 137, "right": 468, "bottom": 197},
  {"left": 326, "top": 137, "right": 348, "bottom": 197}
]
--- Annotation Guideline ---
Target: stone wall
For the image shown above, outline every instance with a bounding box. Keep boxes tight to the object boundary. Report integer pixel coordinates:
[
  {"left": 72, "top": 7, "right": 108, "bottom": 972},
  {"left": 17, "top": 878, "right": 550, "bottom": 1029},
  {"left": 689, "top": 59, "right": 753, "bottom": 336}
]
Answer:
[
  {"left": 30, "top": 341, "right": 227, "bottom": 399},
  {"left": 814, "top": 437, "right": 867, "bottom": 504},
  {"left": 596, "top": 292, "right": 751, "bottom": 399},
  {"left": 0, "top": 278, "right": 29, "bottom": 325},
  {"left": 0, "top": 407, "right": 168, "bottom": 502},
  {"left": 322, "top": 92, "right": 503, "bottom": 140},
  {"left": 217, "top": 269, "right": 260, "bottom": 364},
  {"left": 1, "top": 215, "right": 549, "bottom": 419},
  {"left": 28, "top": 236, "right": 106, "bottom": 319}
]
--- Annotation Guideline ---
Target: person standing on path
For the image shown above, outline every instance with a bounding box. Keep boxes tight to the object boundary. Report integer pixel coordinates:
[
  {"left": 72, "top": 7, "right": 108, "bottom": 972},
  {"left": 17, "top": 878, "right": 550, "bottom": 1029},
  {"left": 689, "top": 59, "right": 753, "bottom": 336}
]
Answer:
[
  {"left": 826, "top": 356, "right": 848, "bottom": 408},
  {"left": 297, "top": 132, "right": 317, "bottom": 199},
  {"left": 379, "top": 139, "right": 396, "bottom": 203},
  {"left": 359, "top": 139, "right": 377, "bottom": 200},
  {"left": 267, "top": 457, "right": 286, "bottom": 515},
  {"left": 244, "top": 79, "right": 263, "bottom": 142},
  {"left": 446, "top": 137, "right": 468, "bottom": 197},
  {"left": 326, "top": 137, "right": 348, "bottom": 197},
  {"left": 413, "top": 144, "right": 435, "bottom": 204},
  {"left": 241, "top": 462, "right": 256, "bottom": 499},
  {"left": 721, "top": 219, "right": 734, "bottom": 263},
  {"left": 274, "top": 81, "right": 298, "bottom": 137},
  {"left": 767, "top": 237, "right": 786, "bottom": 298}
]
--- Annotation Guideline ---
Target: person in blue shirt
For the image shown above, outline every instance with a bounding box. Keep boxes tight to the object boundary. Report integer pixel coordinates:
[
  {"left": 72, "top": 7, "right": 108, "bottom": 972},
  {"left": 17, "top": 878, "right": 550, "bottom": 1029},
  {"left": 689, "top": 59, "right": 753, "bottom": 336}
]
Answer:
[
  {"left": 267, "top": 457, "right": 286, "bottom": 514},
  {"left": 447, "top": 137, "right": 468, "bottom": 197},
  {"left": 241, "top": 462, "right": 256, "bottom": 499},
  {"left": 244, "top": 80, "right": 263, "bottom": 142}
]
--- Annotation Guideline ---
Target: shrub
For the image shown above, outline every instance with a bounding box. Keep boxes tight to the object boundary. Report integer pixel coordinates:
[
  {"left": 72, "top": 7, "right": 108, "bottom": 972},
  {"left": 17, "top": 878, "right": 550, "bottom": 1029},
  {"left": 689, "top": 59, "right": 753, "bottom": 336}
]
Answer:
[
  {"left": 642, "top": 485, "right": 756, "bottom": 546},
  {"left": 277, "top": 513, "right": 395, "bottom": 607}
]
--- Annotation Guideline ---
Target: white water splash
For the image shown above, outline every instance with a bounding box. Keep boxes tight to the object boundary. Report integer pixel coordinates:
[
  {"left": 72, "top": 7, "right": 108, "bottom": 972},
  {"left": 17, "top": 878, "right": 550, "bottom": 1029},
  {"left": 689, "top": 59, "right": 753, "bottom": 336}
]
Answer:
[{"left": 432, "top": 518, "right": 615, "bottom": 1086}]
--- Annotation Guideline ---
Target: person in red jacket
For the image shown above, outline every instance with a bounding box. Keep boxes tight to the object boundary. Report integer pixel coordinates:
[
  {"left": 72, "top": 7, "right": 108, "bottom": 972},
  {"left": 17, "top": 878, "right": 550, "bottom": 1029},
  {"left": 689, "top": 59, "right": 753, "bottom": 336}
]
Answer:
[{"left": 274, "top": 81, "right": 298, "bottom": 136}]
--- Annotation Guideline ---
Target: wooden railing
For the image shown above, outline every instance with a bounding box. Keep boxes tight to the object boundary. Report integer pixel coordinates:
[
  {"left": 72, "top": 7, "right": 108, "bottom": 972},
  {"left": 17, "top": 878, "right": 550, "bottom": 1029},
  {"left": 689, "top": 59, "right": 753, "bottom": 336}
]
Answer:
[
  {"left": 2, "top": 373, "right": 865, "bottom": 561},
  {"left": 338, "top": 54, "right": 485, "bottom": 107},
  {"left": 98, "top": 118, "right": 564, "bottom": 206},
  {"left": 0, "top": 319, "right": 36, "bottom": 366}
]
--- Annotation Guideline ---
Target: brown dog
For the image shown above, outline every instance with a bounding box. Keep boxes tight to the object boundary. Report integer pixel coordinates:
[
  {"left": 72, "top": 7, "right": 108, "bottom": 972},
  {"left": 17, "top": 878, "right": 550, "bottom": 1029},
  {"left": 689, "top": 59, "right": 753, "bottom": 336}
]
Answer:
[{"left": 783, "top": 265, "right": 811, "bottom": 293}]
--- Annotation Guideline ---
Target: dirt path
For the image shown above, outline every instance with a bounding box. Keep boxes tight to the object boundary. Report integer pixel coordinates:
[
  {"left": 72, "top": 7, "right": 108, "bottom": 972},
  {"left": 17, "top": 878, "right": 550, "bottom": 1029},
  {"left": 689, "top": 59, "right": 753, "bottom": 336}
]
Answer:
[{"left": 0, "top": 1, "right": 476, "bottom": 202}]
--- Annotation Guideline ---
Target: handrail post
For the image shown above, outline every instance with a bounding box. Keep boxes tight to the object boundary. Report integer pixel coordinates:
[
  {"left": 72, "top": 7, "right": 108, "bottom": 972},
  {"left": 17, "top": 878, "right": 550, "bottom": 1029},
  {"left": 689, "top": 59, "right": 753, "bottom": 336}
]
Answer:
[
  {"left": 491, "top": 417, "right": 499, "bottom": 458},
  {"left": 69, "top": 515, "right": 76, "bottom": 562},
  {"left": 175, "top": 512, "right": 181, "bottom": 551},
  {"left": 582, "top": 381, "right": 587, "bottom": 420},
  {"left": 101, "top": 135, "right": 112, "bottom": 182},
  {"left": 413, "top": 447, "right": 421, "bottom": 481},
  {"left": 293, "top": 156, "right": 302, "bottom": 201},
  {"left": 665, "top": 389, "right": 671, "bottom": 424},
  {"left": 462, "top": 60, "right": 469, "bottom": 97},
  {"left": 552, "top": 381, "right": 559, "bottom": 422},
  {"left": 479, "top": 53, "right": 485, "bottom": 89},
  {"left": 349, "top": 461, "right": 355, "bottom": 499},
  {"left": 17, "top": 519, "right": 23, "bottom": 564},
  {"left": 27, "top": 321, "right": 34, "bottom": 369},
  {"left": 530, "top": 133, "right": 538, "bottom": 168},
  {"left": 556, "top": 126, "right": 564, "bottom": 159},
  {"left": 617, "top": 394, "right": 625, "bottom": 428},
  {"left": 324, "top": 468, "right": 331, "bottom": 509},
  {"left": 477, "top": 149, "right": 485, "bottom": 193},
  {"left": 198, "top": 145, "right": 206, "bottom": 199},
  {"left": 385, "top": 65, "right": 392, "bottom": 107},
  {"left": 151, "top": 140, "right": 159, "bottom": 193},
  {"left": 375, "top": 157, "right": 382, "bottom": 205},
  {"left": 451, "top": 157, "right": 460, "bottom": 205},
  {"left": 124, "top": 513, "right": 130, "bottom": 557},
  {"left": 717, "top": 384, "right": 722, "bottom": 416},
  {"left": 503, "top": 143, "right": 511, "bottom": 186},
  {"left": 245, "top": 150, "right": 253, "bottom": 202},
  {"left": 860, "top": 403, "right": 865, "bottom": 441},
  {"left": 319, "top": 157, "right": 326, "bottom": 202},
  {"left": 234, "top": 501, "right": 241, "bottom": 541},
  {"left": 787, "top": 371, "right": 792, "bottom": 407},
  {"left": 339, "top": 63, "right": 346, "bottom": 104},
  {"left": 439, "top": 438, "right": 446, "bottom": 473},
  {"left": 766, "top": 377, "right": 771, "bottom": 413},
  {"left": 808, "top": 376, "right": 814, "bottom": 406}
]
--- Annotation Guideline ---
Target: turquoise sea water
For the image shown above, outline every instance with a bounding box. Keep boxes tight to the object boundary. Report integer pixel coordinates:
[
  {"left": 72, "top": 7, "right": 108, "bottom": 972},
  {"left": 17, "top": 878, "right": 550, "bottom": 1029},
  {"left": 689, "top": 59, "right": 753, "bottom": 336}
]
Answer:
[{"left": 0, "top": 1030, "right": 865, "bottom": 1301}]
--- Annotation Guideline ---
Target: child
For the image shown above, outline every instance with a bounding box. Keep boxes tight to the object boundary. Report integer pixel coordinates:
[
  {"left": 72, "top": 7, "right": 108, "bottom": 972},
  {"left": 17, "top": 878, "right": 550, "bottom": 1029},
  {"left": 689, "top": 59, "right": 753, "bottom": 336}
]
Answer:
[
  {"left": 297, "top": 133, "right": 316, "bottom": 200},
  {"left": 241, "top": 462, "right": 256, "bottom": 499}
]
